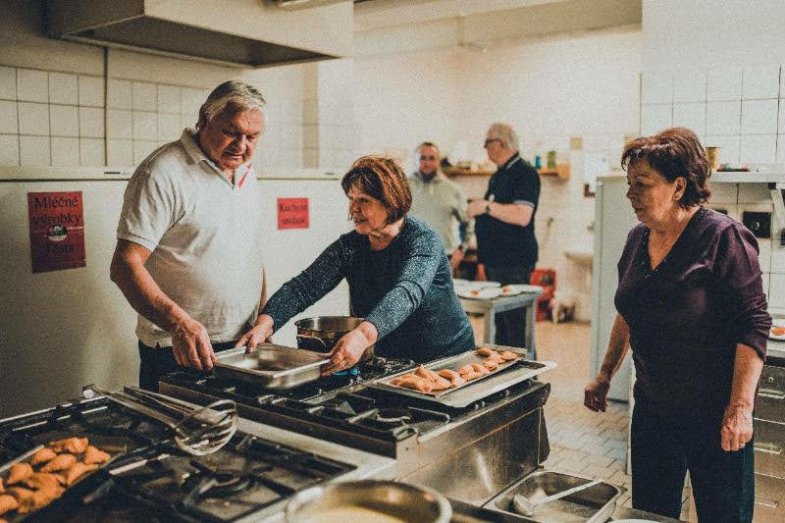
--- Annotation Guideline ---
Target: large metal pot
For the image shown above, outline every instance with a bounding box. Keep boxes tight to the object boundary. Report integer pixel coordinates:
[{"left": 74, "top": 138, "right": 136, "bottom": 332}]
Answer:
[
  {"left": 294, "top": 316, "right": 374, "bottom": 360},
  {"left": 285, "top": 480, "right": 452, "bottom": 523}
]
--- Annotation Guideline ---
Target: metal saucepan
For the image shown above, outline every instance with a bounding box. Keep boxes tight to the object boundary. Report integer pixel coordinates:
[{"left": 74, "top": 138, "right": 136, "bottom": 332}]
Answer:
[
  {"left": 294, "top": 316, "right": 375, "bottom": 361},
  {"left": 285, "top": 480, "right": 452, "bottom": 523}
]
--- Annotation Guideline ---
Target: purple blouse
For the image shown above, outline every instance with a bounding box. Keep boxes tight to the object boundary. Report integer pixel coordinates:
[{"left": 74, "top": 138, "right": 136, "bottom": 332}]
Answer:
[{"left": 615, "top": 207, "right": 770, "bottom": 418}]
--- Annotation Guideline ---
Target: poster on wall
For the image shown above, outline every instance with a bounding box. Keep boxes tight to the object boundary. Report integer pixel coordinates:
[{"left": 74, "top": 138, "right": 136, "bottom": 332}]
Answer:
[
  {"left": 277, "top": 198, "right": 309, "bottom": 230},
  {"left": 27, "top": 191, "right": 86, "bottom": 273}
]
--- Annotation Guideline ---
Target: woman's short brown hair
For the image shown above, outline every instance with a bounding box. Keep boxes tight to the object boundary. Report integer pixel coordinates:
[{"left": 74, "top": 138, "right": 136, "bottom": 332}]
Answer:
[
  {"left": 341, "top": 155, "right": 412, "bottom": 224},
  {"left": 621, "top": 127, "right": 711, "bottom": 207}
]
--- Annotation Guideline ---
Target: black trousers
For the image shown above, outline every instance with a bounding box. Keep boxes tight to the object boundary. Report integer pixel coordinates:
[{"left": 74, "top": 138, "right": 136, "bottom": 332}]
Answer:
[
  {"left": 484, "top": 264, "right": 534, "bottom": 350},
  {"left": 138, "top": 340, "right": 237, "bottom": 392},
  {"left": 631, "top": 401, "right": 755, "bottom": 522}
]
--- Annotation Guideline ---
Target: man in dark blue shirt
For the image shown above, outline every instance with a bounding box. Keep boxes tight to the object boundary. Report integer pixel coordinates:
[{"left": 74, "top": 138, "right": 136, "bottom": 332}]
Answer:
[{"left": 468, "top": 123, "right": 540, "bottom": 352}]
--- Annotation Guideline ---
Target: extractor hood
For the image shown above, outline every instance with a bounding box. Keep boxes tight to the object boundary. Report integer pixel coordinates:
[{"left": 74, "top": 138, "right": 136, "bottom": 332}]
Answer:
[{"left": 45, "top": 0, "right": 354, "bottom": 68}]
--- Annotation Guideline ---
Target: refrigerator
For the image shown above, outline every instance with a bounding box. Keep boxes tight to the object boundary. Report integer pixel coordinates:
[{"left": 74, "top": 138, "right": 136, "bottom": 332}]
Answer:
[{"left": 0, "top": 166, "right": 350, "bottom": 418}]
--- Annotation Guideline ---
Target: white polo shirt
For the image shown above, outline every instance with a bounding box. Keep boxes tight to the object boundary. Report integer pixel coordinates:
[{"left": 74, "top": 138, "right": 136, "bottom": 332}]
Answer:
[{"left": 117, "top": 129, "right": 265, "bottom": 348}]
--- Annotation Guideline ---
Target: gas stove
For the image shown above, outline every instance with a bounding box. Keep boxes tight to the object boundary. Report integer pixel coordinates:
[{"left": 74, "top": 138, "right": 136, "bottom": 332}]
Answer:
[
  {"left": 160, "top": 354, "right": 553, "bottom": 506},
  {"left": 0, "top": 397, "right": 354, "bottom": 522}
]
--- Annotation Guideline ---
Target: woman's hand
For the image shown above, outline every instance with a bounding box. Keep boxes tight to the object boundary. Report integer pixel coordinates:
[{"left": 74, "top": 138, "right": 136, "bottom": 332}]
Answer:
[
  {"left": 322, "top": 321, "right": 378, "bottom": 375},
  {"left": 721, "top": 403, "right": 754, "bottom": 452},
  {"left": 584, "top": 373, "right": 611, "bottom": 412},
  {"left": 236, "top": 314, "right": 275, "bottom": 353}
]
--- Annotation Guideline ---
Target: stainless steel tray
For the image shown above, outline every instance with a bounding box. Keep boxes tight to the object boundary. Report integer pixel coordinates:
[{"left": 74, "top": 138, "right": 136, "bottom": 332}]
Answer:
[
  {"left": 213, "top": 344, "right": 329, "bottom": 389},
  {"left": 483, "top": 471, "right": 623, "bottom": 523},
  {"left": 369, "top": 346, "right": 556, "bottom": 409}
]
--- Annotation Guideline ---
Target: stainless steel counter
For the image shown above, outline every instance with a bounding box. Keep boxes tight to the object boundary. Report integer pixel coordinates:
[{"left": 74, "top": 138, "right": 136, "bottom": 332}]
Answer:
[
  {"left": 448, "top": 497, "right": 686, "bottom": 522},
  {"left": 766, "top": 337, "right": 785, "bottom": 360}
]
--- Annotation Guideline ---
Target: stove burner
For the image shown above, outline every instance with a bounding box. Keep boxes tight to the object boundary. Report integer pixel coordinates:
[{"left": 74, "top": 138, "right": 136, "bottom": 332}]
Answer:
[
  {"left": 375, "top": 408, "right": 412, "bottom": 424},
  {"left": 205, "top": 471, "right": 252, "bottom": 497},
  {"left": 186, "top": 461, "right": 252, "bottom": 498}
]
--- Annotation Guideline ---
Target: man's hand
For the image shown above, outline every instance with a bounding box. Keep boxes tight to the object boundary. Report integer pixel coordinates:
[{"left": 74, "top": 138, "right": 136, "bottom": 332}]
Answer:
[
  {"left": 237, "top": 314, "right": 275, "bottom": 353},
  {"left": 450, "top": 247, "right": 464, "bottom": 270},
  {"left": 721, "top": 403, "right": 754, "bottom": 452},
  {"left": 467, "top": 199, "right": 488, "bottom": 219},
  {"left": 584, "top": 373, "right": 611, "bottom": 412},
  {"left": 170, "top": 318, "right": 215, "bottom": 371}
]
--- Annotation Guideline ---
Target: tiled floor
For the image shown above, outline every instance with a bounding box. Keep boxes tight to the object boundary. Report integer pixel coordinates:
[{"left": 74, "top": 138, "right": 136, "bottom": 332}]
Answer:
[
  {"left": 469, "top": 316, "right": 692, "bottom": 520},
  {"left": 533, "top": 321, "right": 634, "bottom": 509}
]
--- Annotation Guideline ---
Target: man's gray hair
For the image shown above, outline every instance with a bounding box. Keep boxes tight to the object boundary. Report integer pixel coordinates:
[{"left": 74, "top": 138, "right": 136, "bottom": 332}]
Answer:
[
  {"left": 488, "top": 122, "right": 519, "bottom": 151},
  {"left": 197, "top": 80, "right": 266, "bottom": 130}
]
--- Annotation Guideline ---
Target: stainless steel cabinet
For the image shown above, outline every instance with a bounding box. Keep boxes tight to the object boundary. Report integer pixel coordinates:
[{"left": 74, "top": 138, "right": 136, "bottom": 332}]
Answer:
[{"left": 754, "top": 363, "right": 785, "bottom": 523}]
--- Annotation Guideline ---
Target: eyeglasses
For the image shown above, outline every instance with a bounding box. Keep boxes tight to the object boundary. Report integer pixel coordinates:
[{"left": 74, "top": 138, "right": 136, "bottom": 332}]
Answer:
[
  {"left": 484, "top": 138, "right": 501, "bottom": 148},
  {"left": 419, "top": 155, "right": 438, "bottom": 161}
]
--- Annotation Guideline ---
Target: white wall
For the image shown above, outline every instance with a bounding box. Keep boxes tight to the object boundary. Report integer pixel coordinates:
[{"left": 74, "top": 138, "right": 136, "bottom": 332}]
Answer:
[
  {"left": 640, "top": 0, "right": 785, "bottom": 312},
  {"left": 352, "top": 28, "right": 642, "bottom": 319},
  {"left": 0, "top": 1, "right": 311, "bottom": 173},
  {"left": 643, "top": 0, "right": 785, "bottom": 71}
]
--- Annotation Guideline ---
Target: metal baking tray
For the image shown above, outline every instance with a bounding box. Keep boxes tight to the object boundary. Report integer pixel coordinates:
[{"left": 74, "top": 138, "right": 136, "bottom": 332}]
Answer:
[
  {"left": 213, "top": 344, "right": 329, "bottom": 389},
  {"left": 483, "top": 471, "right": 623, "bottom": 523},
  {"left": 369, "top": 346, "right": 556, "bottom": 409}
]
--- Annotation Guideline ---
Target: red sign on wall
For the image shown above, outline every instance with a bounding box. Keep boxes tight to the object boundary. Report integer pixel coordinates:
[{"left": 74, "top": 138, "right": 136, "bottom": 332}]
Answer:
[
  {"left": 277, "top": 198, "right": 309, "bottom": 230},
  {"left": 27, "top": 191, "right": 86, "bottom": 273}
]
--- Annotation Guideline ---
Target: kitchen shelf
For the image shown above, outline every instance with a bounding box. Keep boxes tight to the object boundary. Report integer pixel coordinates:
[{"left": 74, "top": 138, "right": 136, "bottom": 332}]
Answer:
[
  {"left": 444, "top": 167, "right": 495, "bottom": 177},
  {"left": 538, "top": 163, "right": 570, "bottom": 180}
]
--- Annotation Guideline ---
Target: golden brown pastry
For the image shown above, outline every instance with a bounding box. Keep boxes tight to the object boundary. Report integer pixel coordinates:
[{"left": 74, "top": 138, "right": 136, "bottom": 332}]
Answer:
[
  {"left": 62, "top": 462, "right": 98, "bottom": 487},
  {"left": 0, "top": 494, "right": 18, "bottom": 516},
  {"left": 476, "top": 347, "right": 494, "bottom": 357},
  {"left": 414, "top": 365, "right": 440, "bottom": 382},
  {"left": 500, "top": 350, "right": 518, "bottom": 361},
  {"left": 83, "top": 445, "right": 110, "bottom": 465},
  {"left": 16, "top": 484, "right": 63, "bottom": 514},
  {"left": 40, "top": 453, "right": 76, "bottom": 473},
  {"left": 437, "top": 369, "right": 461, "bottom": 380},
  {"left": 462, "top": 370, "right": 482, "bottom": 381},
  {"left": 30, "top": 447, "right": 58, "bottom": 467},
  {"left": 430, "top": 376, "right": 452, "bottom": 391},
  {"left": 457, "top": 364, "right": 475, "bottom": 376},
  {"left": 6, "top": 486, "right": 34, "bottom": 515},
  {"left": 486, "top": 351, "right": 504, "bottom": 363},
  {"left": 0, "top": 476, "right": 4, "bottom": 493},
  {"left": 6, "top": 462, "right": 33, "bottom": 485},
  {"left": 483, "top": 359, "right": 499, "bottom": 370},
  {"left": 436, "top": 369, "right": 465, "bottom": 388},
  {"left": 22, "top": 472, "right": 62, "bottom": 491},
  {"left": 471, "top": 363, "right": 491, "bottom": 375},
  {"left": 396, "top": 375, "right": 432, "bottom": 393},
  {"left": 48, "top": 437, "right": 89, "bottom": 454},
  {"left": 390, "top": 373, "right": 415, "bottom": 386}
]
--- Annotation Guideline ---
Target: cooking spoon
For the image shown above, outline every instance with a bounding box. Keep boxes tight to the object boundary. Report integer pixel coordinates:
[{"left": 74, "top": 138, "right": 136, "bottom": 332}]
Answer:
[{"left": 513, "top": 478, "right": 603, "bottom": 516}]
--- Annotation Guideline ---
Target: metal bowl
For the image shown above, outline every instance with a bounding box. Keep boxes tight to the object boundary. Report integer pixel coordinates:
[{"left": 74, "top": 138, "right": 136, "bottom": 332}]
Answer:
[
  {"left": 294, "top": 316, "right": 375, "bottom": 360},
  {"left": 285, "top": 480, "right": 452, "bottom": 523}
]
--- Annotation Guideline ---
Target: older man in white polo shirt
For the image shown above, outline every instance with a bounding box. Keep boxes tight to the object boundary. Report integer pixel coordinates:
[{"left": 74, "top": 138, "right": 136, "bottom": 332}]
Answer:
[{"left": 111, "top": 80, "right": 268, "bottom": 391}]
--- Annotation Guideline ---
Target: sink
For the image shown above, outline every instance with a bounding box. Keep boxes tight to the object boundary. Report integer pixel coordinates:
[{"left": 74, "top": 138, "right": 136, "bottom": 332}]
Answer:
[{"left": 564, "top": 248, "right": 593, "bottom": 267}]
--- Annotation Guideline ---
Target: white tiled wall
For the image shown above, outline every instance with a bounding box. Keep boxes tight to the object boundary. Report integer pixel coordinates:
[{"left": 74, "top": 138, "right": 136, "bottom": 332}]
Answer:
[
  {"left": 0, "top": 66, "right": 308, "bottom": 171},
  {"left": 709, "top": 181, "right": 785, "bottom": 313},
  {"left": 641, "top": 65, "right": 785, "bottom": 166}
]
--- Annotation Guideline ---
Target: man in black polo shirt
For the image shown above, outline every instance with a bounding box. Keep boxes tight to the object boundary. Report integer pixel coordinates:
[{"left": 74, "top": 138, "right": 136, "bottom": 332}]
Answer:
[{"left": 468, "top": 122, "right": 540, "bottom": 354}]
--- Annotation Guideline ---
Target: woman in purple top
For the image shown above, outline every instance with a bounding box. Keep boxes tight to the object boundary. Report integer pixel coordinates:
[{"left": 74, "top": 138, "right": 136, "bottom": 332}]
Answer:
[{"left": 584, "top": 128, "right": 770, "bottom": 522}]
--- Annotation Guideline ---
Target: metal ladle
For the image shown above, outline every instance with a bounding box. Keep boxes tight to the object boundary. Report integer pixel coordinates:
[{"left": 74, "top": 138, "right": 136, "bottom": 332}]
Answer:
[{"left": 513, "top": 478, "right": 603, "bottom": 516}]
